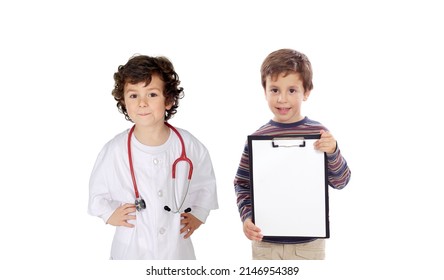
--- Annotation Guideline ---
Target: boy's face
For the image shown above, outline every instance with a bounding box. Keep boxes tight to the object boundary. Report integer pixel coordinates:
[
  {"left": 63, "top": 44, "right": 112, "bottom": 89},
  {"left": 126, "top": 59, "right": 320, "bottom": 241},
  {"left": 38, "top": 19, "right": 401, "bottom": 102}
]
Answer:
[
  {"left": 123, "top": 74, "right": 172, "bottom": 128},
  {"left": 264, "top": 72, "right": 310, "bottom": 124}
]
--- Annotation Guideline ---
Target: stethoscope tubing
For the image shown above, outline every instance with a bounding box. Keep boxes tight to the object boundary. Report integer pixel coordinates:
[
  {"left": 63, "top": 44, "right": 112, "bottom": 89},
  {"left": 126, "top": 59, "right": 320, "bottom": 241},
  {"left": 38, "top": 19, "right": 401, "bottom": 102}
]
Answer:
[
  {"left": 166, "top": 122, "right": 193, "bottom": 180},
  {"left": 127, "top": 122, "right": 193, "bottom": 212},
  {"left": 128, "top": 126, "right": 140, "bottom": 199}
]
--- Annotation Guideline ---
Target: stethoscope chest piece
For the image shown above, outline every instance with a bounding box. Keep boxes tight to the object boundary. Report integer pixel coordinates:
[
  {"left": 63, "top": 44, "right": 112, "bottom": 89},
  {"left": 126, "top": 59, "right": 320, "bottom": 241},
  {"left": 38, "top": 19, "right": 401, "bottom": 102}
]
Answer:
[{"left": 135, "top": 197, "right": 146, "bottom": 211}]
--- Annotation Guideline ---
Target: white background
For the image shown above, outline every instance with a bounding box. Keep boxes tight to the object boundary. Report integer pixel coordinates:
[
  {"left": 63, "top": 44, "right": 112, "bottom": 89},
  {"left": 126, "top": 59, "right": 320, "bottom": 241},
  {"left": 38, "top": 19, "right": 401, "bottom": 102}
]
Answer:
[{"left": 1, "top": 0, "right": 443, "bottom": 279}]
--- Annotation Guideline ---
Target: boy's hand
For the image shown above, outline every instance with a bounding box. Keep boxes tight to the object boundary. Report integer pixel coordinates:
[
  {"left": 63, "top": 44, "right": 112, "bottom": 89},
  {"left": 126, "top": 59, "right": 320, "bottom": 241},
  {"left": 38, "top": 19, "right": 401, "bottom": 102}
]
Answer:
[
  {"left": 180, "top": 213, "right": 203, "bottom": 239},
  {"left": 314, "top": 129, "right": 337, "bottom": 154},
  {"left": 106, "top": 203, "right": 136, "bottom": 228},
  {"left": 243, "top": 218, "right": 263, "bottom": 241}
]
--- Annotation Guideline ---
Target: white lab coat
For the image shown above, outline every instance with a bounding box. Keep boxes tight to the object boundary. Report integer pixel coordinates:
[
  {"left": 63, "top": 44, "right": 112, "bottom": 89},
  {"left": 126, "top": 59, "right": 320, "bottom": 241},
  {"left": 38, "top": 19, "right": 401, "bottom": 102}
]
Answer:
[{"left": 88, "top": 127, "right": 218, "bottom": 259}]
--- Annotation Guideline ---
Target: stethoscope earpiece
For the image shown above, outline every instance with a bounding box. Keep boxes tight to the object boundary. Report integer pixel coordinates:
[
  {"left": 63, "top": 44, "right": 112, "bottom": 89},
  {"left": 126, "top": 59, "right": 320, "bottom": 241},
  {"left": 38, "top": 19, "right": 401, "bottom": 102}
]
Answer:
[{"left": 164, "top": 205, "right": 192, "bottom": 213}]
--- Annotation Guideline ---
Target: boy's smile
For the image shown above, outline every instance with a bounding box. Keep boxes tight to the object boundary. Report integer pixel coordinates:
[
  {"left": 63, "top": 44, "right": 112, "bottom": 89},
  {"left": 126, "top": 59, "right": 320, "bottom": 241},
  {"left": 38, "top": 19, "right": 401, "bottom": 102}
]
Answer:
[
  {"left": 276, "top": 107, "right": 291, "bottom": 114},
  {"left": 264, "top": 72, "right": 310, "bottom": 124},
  {"left": 137, "top": 112, "right": 151, "bottom": 117}
]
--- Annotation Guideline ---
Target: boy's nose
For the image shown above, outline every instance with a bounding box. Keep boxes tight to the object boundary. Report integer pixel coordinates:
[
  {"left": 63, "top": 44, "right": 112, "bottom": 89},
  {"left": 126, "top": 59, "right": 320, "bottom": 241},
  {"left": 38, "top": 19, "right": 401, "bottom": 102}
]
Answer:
[
  {"left": 278, "top": 93, "right": 287, "bottom": 102},
  {"left": 139, "top": 98, "right": 148, "bottom": 107}
]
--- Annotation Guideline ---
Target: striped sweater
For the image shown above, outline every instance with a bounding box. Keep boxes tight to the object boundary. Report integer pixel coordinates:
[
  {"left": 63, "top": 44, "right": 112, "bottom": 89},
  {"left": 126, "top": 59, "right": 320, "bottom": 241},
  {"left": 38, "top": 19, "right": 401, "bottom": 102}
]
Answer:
[{"left": 234, "top": 117, "right": 351, "bottom": 243}]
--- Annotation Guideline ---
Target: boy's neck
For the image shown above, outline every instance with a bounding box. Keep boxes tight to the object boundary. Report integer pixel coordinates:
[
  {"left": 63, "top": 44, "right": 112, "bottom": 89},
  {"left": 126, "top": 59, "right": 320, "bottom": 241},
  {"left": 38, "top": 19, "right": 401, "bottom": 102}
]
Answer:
[
  {"left": 272, "top": 115, "right": 306, "bottom": 124},
  {"left": 133, "top": 123, "right": 170, "bottom": 146}
]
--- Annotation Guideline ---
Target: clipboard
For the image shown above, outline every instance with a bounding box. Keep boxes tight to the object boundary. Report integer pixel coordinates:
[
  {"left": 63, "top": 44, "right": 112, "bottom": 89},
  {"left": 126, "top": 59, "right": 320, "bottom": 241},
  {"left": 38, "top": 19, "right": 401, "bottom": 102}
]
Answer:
[{"left": 249, "top": 134, "right": 329, "bottom": 239}]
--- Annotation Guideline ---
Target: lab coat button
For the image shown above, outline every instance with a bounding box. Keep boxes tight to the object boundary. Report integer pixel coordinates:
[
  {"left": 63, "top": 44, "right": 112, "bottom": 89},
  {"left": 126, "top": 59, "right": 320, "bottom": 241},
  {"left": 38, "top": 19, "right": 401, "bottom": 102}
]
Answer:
[{"left": 159, "top": 227, "right": 166, "bottom": 234}]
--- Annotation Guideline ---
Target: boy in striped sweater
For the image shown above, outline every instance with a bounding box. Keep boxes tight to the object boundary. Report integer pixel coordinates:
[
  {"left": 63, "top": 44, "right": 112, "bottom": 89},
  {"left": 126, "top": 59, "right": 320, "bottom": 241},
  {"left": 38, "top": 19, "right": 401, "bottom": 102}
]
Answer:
[{"left": 234, "top": 49, "right": 351, "bottom": 260}]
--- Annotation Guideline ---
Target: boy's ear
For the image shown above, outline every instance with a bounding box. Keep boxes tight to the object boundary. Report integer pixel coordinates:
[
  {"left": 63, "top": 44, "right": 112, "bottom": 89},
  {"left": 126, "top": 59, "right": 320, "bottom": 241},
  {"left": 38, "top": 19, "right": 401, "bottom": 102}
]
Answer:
[
  {"left": 303, "top": 90, "right": 311, "bottom": 101},
  {"left": 165, "top": 101, "right": 173, "bottom": 110}
]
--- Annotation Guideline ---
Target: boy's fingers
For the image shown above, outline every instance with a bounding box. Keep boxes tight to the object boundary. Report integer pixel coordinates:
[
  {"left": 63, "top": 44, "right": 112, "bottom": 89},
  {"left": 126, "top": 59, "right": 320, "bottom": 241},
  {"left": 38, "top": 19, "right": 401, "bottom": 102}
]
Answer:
[
  {"left": 180, "top": 226, "right": 187, "bottom": 234},
  {"left": 249, "top": 232, "right": 263, "bottom": 241},
  {"left": 122, "top": 222, "right": 135, "bottom": 228},
  {"left": 249, "top": 224, "right": 260, "bottom": 232},
  {"left": 123, "top": 204, "right": 136, "bottom": 210},
  {"left": 180, "top": 214, "right": 189, "bottom": 224},
  {"left": 122, "top": 203, "right": 134, "bottom": 207},
  {"left": 184, "top": 229, "right": 193, "bottom": 239},
  {"left": 247, "top": 221, "right": 261, "bottom": 232},
  {"left": 180, "top": 224, "right": 195, "bottom": 239},
  {"left": 124, "top": 208, "right": 136, "bottom": 214}
]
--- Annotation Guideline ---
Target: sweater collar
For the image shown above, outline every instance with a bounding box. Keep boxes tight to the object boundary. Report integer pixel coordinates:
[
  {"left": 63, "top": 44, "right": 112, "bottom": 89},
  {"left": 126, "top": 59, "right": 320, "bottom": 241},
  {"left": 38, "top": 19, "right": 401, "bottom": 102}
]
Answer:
[{"left": 268, "top": 116, "right": 308, "bottom": 128}]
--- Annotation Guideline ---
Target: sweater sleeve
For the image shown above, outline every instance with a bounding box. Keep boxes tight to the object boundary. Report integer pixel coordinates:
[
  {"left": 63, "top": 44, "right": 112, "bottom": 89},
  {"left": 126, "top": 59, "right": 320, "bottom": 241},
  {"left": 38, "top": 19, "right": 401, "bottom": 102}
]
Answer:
[
  {"left": 233, "top": 143, "right": 252, "bottom": 222},
  {"left": 326, "top": 144, "right": 351, "bottom": 189}
]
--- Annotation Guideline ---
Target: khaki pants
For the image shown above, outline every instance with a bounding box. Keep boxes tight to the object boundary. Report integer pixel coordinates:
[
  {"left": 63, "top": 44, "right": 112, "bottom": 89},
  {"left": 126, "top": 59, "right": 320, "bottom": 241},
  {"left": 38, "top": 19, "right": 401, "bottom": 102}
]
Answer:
[{"left": 252, "top": 239, "right": 325, "bottom": 260}]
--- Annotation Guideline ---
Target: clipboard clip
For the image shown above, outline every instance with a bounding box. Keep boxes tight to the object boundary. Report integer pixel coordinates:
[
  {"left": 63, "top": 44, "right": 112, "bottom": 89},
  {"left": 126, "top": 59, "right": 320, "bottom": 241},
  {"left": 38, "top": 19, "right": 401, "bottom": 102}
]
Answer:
[{"left": 272, "top": 137, "right": 306, "bottom": 148}]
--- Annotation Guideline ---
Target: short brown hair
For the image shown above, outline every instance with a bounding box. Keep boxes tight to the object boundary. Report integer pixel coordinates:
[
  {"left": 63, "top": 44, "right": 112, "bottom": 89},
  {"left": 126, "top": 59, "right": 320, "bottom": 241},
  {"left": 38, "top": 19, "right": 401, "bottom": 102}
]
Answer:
[
  {"left": 111, "top": 55, "right": 184, "bottom": 121},
  {"left": 260, "top": 49, "right": 313, "bottom": 92}
]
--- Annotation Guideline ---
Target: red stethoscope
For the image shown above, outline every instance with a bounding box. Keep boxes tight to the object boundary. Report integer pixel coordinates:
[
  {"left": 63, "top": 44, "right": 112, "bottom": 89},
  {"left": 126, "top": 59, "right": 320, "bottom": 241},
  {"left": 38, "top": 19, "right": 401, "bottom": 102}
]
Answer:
[{"left": 127, "top": 122, "right": 193, "bottom": 212}]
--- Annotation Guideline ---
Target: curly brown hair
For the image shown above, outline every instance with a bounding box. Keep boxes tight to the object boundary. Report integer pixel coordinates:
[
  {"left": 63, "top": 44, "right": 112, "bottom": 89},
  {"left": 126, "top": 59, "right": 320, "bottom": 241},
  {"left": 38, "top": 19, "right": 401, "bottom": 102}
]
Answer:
[
  {"left": 260, "top": 49, "right": 313, "bottom": 92},
  {"left": 111, "top": 54, "right": 184, "bottom": 121}
]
